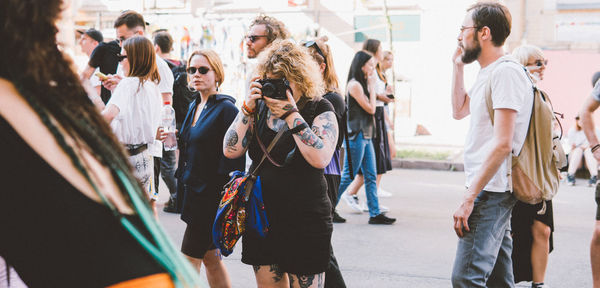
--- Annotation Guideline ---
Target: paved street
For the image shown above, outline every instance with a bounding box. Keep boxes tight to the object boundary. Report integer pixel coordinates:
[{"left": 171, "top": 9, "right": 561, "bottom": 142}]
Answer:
[{"left": 157, "top": 168, "right": 597, "bottom": 287}]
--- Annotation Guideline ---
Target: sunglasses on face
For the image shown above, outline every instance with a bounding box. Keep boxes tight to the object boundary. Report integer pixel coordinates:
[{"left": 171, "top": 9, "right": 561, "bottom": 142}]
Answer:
[
  {"left": 303, "top": 40, "right": 326, "bottom": 61},
  {"left": 246, "top": 35, "right": 268, "bottom": 43},
  {"left": 186, "top": 66, "right": 211, "bottom": 75},
  {"left": 532, "top": 59, "right": 548, "bottom": 67},
  {"left": 116, "top": 54, "right": 127, "bottom": 62}
]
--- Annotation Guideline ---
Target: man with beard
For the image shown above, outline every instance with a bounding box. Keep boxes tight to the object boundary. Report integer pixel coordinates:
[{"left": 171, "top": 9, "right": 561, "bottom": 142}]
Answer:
[{"left": 450, "top": 3, "right": 533, "bottom": 287}]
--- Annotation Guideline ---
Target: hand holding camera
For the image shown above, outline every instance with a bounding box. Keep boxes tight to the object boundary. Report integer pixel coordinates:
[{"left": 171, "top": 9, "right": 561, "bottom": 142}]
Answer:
[{"left": 263, "top": 87, "right": 297, "bottom": 120}]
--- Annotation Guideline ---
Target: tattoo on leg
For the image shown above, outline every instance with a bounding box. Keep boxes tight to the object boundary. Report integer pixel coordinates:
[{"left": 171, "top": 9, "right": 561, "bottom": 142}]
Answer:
[
  {"left": 296, "top": 274, "right": 315, "bottom": 288},
  {"left": 269, "top": 264, "right": 284, "bottom": 282},
  {"left": 293, "top": 118, "right": 324, "bottom": 149},
  {"left": 253, "top": 265, "right": 260, "bottom": 273},
  {"left": 224, "top": 129, "right": 238, "bottom": 152}
]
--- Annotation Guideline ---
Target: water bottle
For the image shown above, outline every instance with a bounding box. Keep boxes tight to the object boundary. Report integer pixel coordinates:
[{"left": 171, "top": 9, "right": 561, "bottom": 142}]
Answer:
[{"left": 161, "top": 102, "right": 177, "bottom": 151}]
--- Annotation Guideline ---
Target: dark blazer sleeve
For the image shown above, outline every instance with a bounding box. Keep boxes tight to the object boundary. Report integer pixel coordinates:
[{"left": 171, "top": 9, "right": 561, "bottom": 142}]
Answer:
[{"left": 217, "top": 102, "right": 246, "bottom": 175}]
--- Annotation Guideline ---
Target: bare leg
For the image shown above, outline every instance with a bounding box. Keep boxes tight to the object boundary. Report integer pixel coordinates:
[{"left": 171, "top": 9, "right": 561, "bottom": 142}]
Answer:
[
  {"left": 253, "top": 264, "right": 289, "bottom": 288},
  {"left": 592, "top": 221, "right": 600, "bottom": 288},
  {"left": 289, "top": 273, "right": 325, "bottom": 288},
  {"left": 530, "top": 220, "right": 551, "bottom": 283},
  {"left": 185, "top": 255, "right": 203, "bottom": 273},
  {"left": 345, "top": 175, "right": 364, "bottom": 196},
  {"left": 203, "top": 249, "right": 232, "bottom": 288},
  {"left": 376, "top": 174, "right": 382, "bottom": 189}
]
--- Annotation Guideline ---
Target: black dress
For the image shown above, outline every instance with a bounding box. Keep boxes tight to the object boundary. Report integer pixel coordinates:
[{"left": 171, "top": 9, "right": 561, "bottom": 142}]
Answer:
[
  {"left": 511, "top": 200, "right": 554, "bottom": 283},
  {"left": 0, "top": 115, "right": 165, "bottom": 287},
  {"left": 176, "top": 93, "right": 245, "bottom": 258},
  {"left": 241, "top": 98, "right": 334, "bottom": 275}
]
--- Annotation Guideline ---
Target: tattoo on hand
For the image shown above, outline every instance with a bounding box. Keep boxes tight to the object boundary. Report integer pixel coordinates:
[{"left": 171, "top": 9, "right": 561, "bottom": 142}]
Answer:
[
  {"left": 224, "top": 129, "right": 239, "bottom": 152},
  {"left": 293, "top": 118, "right": 324, "bottom": 149},
  {"left": 283, "top": 104, "right": 294, "bottom": 111},
  {"left": 269, "top": 264, "right": 284, "bottom": 282}
]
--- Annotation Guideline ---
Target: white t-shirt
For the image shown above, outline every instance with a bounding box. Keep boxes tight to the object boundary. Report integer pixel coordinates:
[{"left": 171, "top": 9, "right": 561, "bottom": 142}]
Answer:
[
  {"left": 375, "top": 75, "right": 386, "bottom": 107},
  {"left": 568, "top": 127, "right": 600, "bottom": 148},
  {"left": 464, "top": 55, "right": 534, "bottom": 192},
  {"left": 107, "top": 77, "right": 162, "bottom": 146}
]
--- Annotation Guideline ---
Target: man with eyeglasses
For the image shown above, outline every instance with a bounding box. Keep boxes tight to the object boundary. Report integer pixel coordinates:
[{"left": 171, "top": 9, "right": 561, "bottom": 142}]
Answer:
[
  {"left": 245, "top": 15, "right": 290, "bottom": 59},
  {"left": 450, "top": 3, "right": 533, "bottom": 287}
]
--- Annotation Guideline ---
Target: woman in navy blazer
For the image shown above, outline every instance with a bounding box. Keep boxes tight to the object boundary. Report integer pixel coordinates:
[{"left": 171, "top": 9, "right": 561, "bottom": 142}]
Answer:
[{"left": 175, "top": 49, "right": 245, "bottom": 287}]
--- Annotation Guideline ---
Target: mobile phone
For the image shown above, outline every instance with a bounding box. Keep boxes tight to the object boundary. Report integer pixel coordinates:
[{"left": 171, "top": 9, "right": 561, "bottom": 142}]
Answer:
[
  {"left": 95, "top": 71, "right": 108, "bottom": 81},
  {"left": 387, "top": 94, "right": 395, "bottom": 99}
]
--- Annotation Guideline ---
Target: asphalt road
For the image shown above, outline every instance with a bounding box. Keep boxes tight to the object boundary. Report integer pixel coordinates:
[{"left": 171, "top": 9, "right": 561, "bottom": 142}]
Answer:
[{"left": 157, "top": 168, "right": 597, "bottom": 287}]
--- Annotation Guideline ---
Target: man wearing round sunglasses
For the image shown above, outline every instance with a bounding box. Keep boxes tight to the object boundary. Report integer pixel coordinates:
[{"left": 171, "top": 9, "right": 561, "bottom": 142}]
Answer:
[{"left": 245, "top": 15, "right": 290, "bottom": 59}]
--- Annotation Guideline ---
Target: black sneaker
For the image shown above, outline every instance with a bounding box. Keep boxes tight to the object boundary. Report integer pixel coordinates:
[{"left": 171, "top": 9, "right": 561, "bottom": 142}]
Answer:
[
  {"left": 163, "top": 199, "right": 178, "bottom": 213},
  {"left": 332, "top": 211, "right": 346, "bottom": 223},
  {"left": 368, "top": 214, "right": 396, "bottom": 225}
]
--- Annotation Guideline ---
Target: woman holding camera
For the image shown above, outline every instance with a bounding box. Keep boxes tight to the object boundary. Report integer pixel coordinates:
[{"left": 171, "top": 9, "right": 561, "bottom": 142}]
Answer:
[
  {"left": 336, "top": 50, "right": 396, "bottom": 225},
  {"left": 223, "top": 40, "right": 338, "bottom": 288},
  {"left": 176, "top": 49, "right": 245, "bottom": 287}
]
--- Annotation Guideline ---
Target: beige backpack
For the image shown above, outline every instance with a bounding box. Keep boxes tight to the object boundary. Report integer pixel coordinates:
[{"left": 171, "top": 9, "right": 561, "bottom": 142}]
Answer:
[{"left": 485, "top": 59, "right": 566, "bottom": 213}]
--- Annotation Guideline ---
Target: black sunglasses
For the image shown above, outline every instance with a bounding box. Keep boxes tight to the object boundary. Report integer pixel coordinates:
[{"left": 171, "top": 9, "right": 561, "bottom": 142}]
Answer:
[
  {"left": 534, "top": 59, "right": 548, "bottom": 67},
  {"left": 186, "top": 66, "right": 211, "bottom": 75},
  {"left": 303, "top": 40, "right": 326, "bottom": 60},
  {"left": 246, "top": 35, "right": 268, "bottom": 43},
  {"left": 116, "top": 54, "right": 127, "bottom": 62}
]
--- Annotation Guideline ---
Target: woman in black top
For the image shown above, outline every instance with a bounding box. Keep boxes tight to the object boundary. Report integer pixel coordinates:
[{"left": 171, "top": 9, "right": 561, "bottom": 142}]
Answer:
[
  {"left": 0, "top": 0, "right": 199, "bottom": 287},
  {"left": 176, "top": 49, "right": 244, "bottom": 286},
  {"left": 223, "top": 40, "right": 339, "bottom": 287}
]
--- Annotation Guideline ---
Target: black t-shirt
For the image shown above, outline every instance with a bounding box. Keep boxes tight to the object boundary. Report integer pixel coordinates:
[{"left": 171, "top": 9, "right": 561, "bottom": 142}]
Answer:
[
  {"left": 323, "top": 91, "right": 345, "bottom": 149},
  {"left": 88, "top": 40, "right": 120, "bottom": 104}
]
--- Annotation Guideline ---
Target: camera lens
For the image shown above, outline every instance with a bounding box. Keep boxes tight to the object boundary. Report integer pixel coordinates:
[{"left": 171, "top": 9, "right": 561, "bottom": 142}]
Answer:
[{"left": 262, "top": 83, "right": 275, "bottom": 98}]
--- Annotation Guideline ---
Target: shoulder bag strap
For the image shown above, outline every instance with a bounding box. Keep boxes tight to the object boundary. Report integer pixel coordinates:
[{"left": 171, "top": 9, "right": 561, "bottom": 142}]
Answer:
[{"left": 250, "top": 110, "right": 287, "bottom": 175}]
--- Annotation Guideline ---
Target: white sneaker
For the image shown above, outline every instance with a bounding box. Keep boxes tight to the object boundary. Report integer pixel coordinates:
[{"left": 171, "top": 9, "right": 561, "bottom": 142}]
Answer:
[
  {"left": 362, "top": 205, "right": 389, "bottom": 213},
  {"left": 378, "top": 188, "right": 393, "bottom": 198},
  {"left": 342, "top": 193, "right": 362, "bottom": 213}
]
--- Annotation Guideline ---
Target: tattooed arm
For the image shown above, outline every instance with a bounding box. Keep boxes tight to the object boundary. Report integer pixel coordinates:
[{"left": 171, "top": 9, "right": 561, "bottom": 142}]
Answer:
[
  {"left": 284, "top": 110, "right": 339, "bottom": 169},
  {"left": 223, "top": 111, "right": 253, "bottom": 159}
]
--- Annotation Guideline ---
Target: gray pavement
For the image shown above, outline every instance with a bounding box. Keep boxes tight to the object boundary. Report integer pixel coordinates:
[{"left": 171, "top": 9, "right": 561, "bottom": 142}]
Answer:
[{"left": 157, "top": 168, "right": 596, "bottom": 287}]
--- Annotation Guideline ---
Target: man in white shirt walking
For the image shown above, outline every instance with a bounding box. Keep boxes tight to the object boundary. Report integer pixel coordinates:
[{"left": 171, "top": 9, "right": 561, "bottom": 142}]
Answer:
[{"left": 450, "top": 2, "right": 533, "bottom": 287}]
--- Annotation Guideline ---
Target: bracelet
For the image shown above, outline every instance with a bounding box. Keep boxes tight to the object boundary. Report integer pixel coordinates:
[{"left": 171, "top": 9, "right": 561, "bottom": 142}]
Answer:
[
  {"left": 289, "top": 122, "right": 309, "bottom": 134},
  {"left": 241, "top": 105, "right": 252, "bottom": 116},
  {"left": 242, "top": 101, "right": 255, "bottom": 114},
  {"left": 279, "top": 107, "right": 299, "bottom": 120},
  {"left": 592, "top": 144, "right": 600, "bottom": 153}
]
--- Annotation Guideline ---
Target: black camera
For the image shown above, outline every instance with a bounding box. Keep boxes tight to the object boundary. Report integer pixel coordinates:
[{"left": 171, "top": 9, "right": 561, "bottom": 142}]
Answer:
[{"left": 257, "top": 78, "right": 291, "bottom": 100}]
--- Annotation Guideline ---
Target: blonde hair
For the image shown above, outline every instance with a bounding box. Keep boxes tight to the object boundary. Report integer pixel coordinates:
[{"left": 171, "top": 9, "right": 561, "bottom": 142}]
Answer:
[
  {"left": 512, "top": 44, "right": 544, "bottom": 66},
  {"left": 256, "top": 40, "right": 324, "bottom": 99},
  {"left": 306, "top": 36, "right": 340, "bottom": 93},
  {"left": 187, "top": 49, "right": 225, "bottom": 90}
]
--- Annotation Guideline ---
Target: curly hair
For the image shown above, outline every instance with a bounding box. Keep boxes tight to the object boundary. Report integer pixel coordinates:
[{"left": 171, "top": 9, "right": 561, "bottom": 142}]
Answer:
[
  {"left": 250, "top": 14, "right": 290, "bottom": 44},
  {"left": 255, "top": 40, "right": 324, "bottom": 100}
]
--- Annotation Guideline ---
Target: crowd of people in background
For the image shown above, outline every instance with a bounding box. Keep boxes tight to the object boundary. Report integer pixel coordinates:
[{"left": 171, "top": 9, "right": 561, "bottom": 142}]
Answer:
[{"left": 2, "top": 0, "right": 600, "bottom": 287}]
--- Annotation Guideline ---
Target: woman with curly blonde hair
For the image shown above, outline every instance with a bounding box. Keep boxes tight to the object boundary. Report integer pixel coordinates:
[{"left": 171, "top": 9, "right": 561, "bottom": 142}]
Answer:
[{"left": 223, "top": 40, "right": 339, "bottom": 288}]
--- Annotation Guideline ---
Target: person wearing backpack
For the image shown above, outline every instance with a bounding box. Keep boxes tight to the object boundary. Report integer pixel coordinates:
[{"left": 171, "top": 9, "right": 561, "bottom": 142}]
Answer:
[
  {"left": 450, "top": 3, "right": 534, "bottom": 287},
  {"left": 154, "top": 30, "right": 195, "bottom": 213},
  {"left": 304, "top": 36, "right": 347, "bottom": 288},
  {"left": 510, "top": 44, "right": 554, "bottom": 288},
  {"left": 579, "top": 74, "right": 600, "bottom": 288}
]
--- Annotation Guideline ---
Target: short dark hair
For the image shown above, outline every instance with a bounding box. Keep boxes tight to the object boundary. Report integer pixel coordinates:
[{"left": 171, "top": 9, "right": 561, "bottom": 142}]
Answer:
[
  {"left": 467, "top": 2, "right": 512, "bottom": 47},
  {"left": 153, "top": 31, "right": 173, "bottom": 54},
  {"left": 114, "top": 10, "right": 146, "bottom": 30},
  {"left": 250, "top": 15, "right": 290, "bottom": 44}
]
